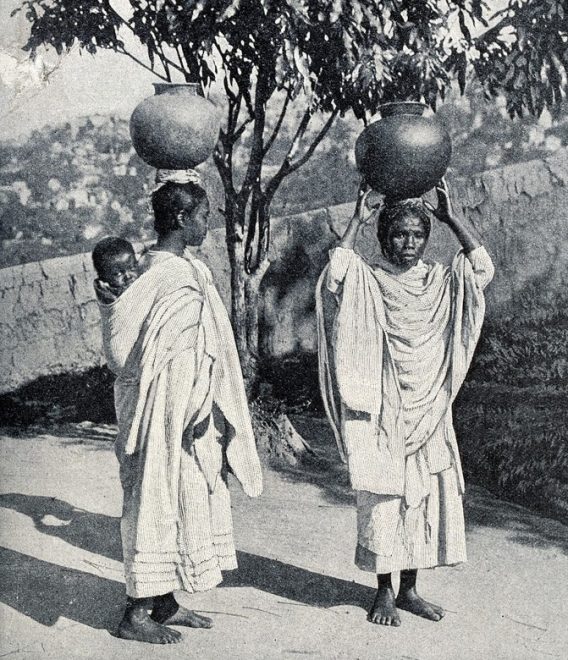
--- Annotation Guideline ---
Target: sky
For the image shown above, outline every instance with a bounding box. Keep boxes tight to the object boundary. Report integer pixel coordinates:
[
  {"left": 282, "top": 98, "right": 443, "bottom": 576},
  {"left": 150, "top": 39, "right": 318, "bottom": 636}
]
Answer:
[
  {"left": 0, "top": 0, "right": 158, "bottom": 141},
  {"left": 0, "top": 0, "right": 509, "bottom": 142}
]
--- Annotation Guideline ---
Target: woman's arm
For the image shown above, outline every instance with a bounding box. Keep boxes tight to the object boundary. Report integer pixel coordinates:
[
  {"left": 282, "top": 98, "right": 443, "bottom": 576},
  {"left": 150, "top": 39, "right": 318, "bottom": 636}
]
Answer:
[
  {"left": 339, "top": 180, "right": 382, "bottom": 250},
  {"left": 427, "top": 179, "right": 481, "bottom": 253}
]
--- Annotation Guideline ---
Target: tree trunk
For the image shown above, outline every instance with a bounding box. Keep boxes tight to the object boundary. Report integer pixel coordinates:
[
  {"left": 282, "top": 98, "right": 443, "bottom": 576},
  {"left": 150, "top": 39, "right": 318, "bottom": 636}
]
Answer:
[
  {"left": 243, "top": 256, "right": 271, "bottom": 396},
  {"left": 224, "top": 214, "right": 267, "bottom": 395},
  {"left": 226, "top": 233, "right": 253, "bottom": 379}
]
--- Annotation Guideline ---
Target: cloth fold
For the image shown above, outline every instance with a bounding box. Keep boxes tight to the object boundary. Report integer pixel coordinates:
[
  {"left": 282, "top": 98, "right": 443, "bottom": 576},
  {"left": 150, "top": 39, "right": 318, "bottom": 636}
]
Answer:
[
  {"left": 154, "top": 168, "right": 203, "bottom": 191},
  {"left": 99, "top": 251, "right": 263, "bottom": 598},
  {"left": 316, "top": 245, "right": 494, "bottom": 504}
]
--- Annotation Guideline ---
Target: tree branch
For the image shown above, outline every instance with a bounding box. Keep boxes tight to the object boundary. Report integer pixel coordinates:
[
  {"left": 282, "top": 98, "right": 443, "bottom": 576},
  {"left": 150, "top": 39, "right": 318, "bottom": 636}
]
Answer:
[
  {"left": 216, "top": 45, "right": 255, "bottom": 118},
  {"left": 181, "top": 44, "right": 206, "bottom": 91},
  {"left": 288, "top": 107, "right": 313, "bottom": 160},
  {"left": 214, "top": 90, "right": 241, "bottom": 200},
  {"left": 176, "top": 45, "right": 189, "bottom": 75},
  {"left": 264, "top": 108, "right": 338, "bottom": 206},
  {"left": 262, "top": 91, "right": 291, "bottom": 157},
  {"left": 232, "top": 116, "right": 254, "bottom": 145},
  {"left": 214, "top": 139, "right": 235, "bottom": 198},
  {"left": 287, "top": 108, "right": 338, "bottom": 175},
  {"left": 116, "top": 46, "right": 170, "bottom": 80},
  {"left": 238, "top": 68, "right": 270, "bottom": 206},
  {"left": 244, "top": 182, "right": 261, "bottom": 273},
  {"left": 262, "top": 107, "right": 312, "bottom": 203}
]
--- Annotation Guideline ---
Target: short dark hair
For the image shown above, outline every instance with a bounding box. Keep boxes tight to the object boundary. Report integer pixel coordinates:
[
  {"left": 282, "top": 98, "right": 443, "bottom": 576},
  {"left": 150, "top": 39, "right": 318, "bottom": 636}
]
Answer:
[
  {"left": 151, "top": 181, "right": 208, "bottom": 236},
  {"left": 377, "top": 198, "right": 431, "bottom": 250},
  {"left": 92, "top": 236, "right": 135, "bottom": 279}
]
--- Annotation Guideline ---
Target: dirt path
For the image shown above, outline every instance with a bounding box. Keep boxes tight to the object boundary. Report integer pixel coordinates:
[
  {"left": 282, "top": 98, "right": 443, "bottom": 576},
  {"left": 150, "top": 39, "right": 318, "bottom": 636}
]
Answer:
[{"left": 0, "top": 430, "right": 566, "bottom": 659}]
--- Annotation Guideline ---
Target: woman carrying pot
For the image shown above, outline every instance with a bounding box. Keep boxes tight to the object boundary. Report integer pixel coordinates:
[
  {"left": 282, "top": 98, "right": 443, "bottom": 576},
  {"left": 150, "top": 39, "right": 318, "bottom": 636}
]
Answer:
[
  {"left": 98, "top": 170, "right": 263, "bottom": 644},
  {"left": 316, "top": 179, "right": 494, "bottom": 627}
]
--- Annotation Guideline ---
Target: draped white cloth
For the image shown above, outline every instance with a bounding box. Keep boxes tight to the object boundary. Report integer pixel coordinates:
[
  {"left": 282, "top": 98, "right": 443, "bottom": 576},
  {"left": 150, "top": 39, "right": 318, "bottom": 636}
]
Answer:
[
  {"left": 99, "top": 249, "right": 262, "bottom": 597},
  {"left": 316, "top": 246, "right": 494, "bottom": 567}
]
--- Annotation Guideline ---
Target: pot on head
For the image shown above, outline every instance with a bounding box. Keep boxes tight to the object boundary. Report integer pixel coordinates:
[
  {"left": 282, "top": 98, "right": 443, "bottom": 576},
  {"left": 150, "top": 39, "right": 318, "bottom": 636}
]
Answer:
[
  {"left": 355, "top": 101, "right": 451, "bottom": 200},
  {"left": 130, "top": 82, "right": 221, "bottom": 170}
]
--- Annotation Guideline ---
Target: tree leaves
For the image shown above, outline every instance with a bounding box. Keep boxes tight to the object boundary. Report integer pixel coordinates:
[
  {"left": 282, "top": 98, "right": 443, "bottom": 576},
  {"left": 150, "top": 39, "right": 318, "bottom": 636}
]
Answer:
[
  {"left": 17, "top": 0, "right": 124, "bottom": 56},
  {"left": 19, "top": 1, "right": 566, "bottom": 120},
  {"left": 474, "top": 0, "right": 568, "bottom": 117}
]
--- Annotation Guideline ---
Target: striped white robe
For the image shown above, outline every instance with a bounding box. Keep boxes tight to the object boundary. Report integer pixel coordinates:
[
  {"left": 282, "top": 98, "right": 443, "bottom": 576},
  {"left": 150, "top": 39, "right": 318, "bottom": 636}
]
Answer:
[
  {"left": 99, "top": 249, "right": 262, "bottom": 598},
  {"left": 316, "top": 246, "right": 494, "bottom": 572}
]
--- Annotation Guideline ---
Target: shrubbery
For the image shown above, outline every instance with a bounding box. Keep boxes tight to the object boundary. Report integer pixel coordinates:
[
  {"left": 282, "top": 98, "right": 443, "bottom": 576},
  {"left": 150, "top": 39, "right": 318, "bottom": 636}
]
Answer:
[{"left": 454, "top": 278, "right": 568, "bottom": 523}]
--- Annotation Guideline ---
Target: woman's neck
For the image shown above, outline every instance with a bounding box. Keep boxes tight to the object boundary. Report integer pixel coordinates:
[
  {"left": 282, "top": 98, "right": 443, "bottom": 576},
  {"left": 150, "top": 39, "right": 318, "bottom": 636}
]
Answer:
[
  {"left": 154, "top": 232, "right": 186, "bottom": 256},
  {"left": 376, "top": 250, "right": 416, "bottom": 275}
]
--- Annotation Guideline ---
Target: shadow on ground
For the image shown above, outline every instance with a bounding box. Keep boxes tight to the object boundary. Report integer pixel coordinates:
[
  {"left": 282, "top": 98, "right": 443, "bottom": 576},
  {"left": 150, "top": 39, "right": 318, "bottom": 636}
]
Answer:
[
  {"left": 0, "top": 546, "right": 125, "bottom": 631},
  {"left": 224, "top": 552, "right": 371, "bottom": 609},
  {"left": 0, "top": 493, "right": 373, "bottom": 634},
  {"left": 0, "top": 544, "right": 372, "bottom": 636},
  {"left": 464, "top": 487, "right": 568, "bottom": 554},
  {"left": 1, "top": 487, "right": 567, "bottom": 635},
  {"left": 0, "top": 493, "right": 122, "bottom": 561}
]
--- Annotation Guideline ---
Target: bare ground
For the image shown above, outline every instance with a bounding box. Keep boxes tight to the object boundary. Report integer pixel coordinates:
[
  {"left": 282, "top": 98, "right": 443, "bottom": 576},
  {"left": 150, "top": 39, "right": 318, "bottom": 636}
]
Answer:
[{"left": 0, "top": 422, "right": 567, "bottom": 660}]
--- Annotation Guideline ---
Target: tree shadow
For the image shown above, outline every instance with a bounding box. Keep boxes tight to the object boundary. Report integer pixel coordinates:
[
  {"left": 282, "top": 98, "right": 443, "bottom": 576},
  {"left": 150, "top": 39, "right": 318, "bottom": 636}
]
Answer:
[
  {"left": 0, "top": 493, "right": 372, "bottom": 630},
  {"left": 0, "top": 493, "right": 122, "bottom": 562},
  {"left": 225, "top": 551, "right": 372, "bottom": 610},
  {"left": 0, "top": 546, "right": 124, "bottom": 631},
  {"left": 464, "top": 486, "right": 568, "bottom": 555}
]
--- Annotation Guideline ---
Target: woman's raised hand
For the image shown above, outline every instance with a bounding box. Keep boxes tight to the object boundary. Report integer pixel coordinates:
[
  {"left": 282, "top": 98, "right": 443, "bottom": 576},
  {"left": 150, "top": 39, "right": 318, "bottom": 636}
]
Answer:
[
  {"left": 355, "top": 178, "right": 384, "bottom": 226},
  {"left": 424, "top": 177, "right": 453, "bottom": 224}
]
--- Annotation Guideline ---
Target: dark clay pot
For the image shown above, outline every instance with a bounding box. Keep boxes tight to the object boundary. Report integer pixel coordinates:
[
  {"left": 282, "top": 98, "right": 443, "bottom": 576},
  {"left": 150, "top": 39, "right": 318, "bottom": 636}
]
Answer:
[
  {"left": 355, "top": 101, "right": 452, "bottom": 200},
  {"left": 130, "top": 83, "right": 221, "bottom": 169}
]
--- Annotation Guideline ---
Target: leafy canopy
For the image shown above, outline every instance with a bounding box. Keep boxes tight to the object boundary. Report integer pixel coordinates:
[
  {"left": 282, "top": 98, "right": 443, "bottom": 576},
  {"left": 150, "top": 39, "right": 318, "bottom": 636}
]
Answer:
[{"left": 16, "top": 1, "right": 567, "bottom": 119}]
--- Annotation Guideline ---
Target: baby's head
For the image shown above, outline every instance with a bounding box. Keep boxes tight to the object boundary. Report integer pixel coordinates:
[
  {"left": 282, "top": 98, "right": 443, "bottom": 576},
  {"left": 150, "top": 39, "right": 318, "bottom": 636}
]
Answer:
[{"left": 92, "top": 237, "right": 138, "bottom": 296}]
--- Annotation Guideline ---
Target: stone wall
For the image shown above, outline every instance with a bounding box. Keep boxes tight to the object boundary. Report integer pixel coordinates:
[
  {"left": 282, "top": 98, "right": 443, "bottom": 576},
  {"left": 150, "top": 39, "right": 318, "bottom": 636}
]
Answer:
[
  {"left": 261, "top": 149, "right": 568, "bottom": 358},
  {"left": 2, "top": 149, "right": 568, "bottom": 394}
]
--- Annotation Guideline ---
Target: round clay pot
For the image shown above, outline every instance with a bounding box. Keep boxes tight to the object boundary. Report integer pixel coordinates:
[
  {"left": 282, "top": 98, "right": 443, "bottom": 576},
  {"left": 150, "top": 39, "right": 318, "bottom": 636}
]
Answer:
[
  {"left": 355, "top": 101, "right": 452, "bottom": 200},
  {"left": 130, "top": 83, "right": 221, "bottom": 169}
]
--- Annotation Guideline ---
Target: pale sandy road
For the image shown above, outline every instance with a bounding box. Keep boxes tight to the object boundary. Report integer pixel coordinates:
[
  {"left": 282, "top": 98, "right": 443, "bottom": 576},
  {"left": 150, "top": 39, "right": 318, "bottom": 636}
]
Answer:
[{"left": 0, "top": 431, "right": 566, "bottom": 660}]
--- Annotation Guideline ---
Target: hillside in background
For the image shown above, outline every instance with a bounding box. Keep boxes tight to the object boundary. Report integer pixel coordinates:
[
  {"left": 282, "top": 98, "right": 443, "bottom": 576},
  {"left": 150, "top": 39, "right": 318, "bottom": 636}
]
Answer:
[{"left": 1, "top": 89, "right": 567, "bottom": 269}]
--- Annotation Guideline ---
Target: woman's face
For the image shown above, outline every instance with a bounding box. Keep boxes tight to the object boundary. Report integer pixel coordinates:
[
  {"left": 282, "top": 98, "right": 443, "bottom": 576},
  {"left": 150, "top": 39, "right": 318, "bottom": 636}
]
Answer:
[
  {"left": 383, "top": 215, "right": 428, "bottom": 268},
  {"left": 183, "top": 198, "right": 210, "bottom": 245}
]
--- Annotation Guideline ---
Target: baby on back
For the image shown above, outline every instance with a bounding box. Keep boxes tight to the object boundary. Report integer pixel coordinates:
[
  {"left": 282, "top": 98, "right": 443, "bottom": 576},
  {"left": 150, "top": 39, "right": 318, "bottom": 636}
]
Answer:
[{"left": 92, "top": 237, "right": 138, "bottom": 303}]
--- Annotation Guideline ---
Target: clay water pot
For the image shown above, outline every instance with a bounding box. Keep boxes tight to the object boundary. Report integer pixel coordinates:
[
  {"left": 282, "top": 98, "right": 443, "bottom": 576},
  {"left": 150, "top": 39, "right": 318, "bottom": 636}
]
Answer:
[
  {"left": 130, "top": 82, "right": 221, "bottom": 169},
  {"left": 355, "top": 101, "right": 451, "bottom": 200}
]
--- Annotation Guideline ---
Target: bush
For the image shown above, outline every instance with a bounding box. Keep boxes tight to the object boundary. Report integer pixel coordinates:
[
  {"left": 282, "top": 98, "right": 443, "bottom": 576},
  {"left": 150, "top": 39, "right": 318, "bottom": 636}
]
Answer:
[{"left": 455, "top": 385, "right": 568, "bottom": 524}]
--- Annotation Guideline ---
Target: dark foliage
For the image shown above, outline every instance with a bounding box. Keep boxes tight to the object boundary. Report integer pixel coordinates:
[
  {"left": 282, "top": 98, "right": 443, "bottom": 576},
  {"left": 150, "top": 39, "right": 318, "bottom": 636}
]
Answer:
[{"left": 0, "top": 366, "right": 115, "bottom": 428}]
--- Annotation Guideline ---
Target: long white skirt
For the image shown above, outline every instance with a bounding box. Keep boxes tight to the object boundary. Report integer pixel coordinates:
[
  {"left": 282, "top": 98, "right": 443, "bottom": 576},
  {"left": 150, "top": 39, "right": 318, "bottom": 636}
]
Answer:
[
  {"left": 115, "top": 351, "right": 237, "bottom": 600},
  {"left": 355, "top": 466, "right": 466, "bottom": 574},
  {"left": 119, "top": 446, "right": 237, "bottom": 599}
]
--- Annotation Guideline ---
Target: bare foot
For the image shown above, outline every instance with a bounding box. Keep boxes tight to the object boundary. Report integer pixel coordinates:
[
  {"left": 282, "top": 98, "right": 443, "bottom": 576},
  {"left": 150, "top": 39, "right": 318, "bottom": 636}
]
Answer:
[
  {"left": 151, "top": 593, "right": 213, "bottom": 629},
  {"left": 396, "top": 588, "right": 444, "bottom": 622},
  {"left": 368, "top": 586, "right": 401, "bottom": 626},
  {"left": 117, "top": 603, "right": 182, "bottom": 644}
]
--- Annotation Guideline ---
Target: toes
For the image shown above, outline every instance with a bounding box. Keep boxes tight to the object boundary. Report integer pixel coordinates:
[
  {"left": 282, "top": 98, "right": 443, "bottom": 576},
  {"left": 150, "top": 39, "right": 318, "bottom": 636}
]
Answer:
[{"left": 164, "top": 628, "right": 182, "bottom": 643}]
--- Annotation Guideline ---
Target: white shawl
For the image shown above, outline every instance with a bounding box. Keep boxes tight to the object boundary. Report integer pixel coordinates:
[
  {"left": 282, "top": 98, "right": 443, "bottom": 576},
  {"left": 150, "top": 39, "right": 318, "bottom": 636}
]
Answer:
[
  {"left": 99, "top": 251, "right": 263, "bottom": 498},
  {"left": 316, "top": 246, "right": 494, "bottom": 500}
]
